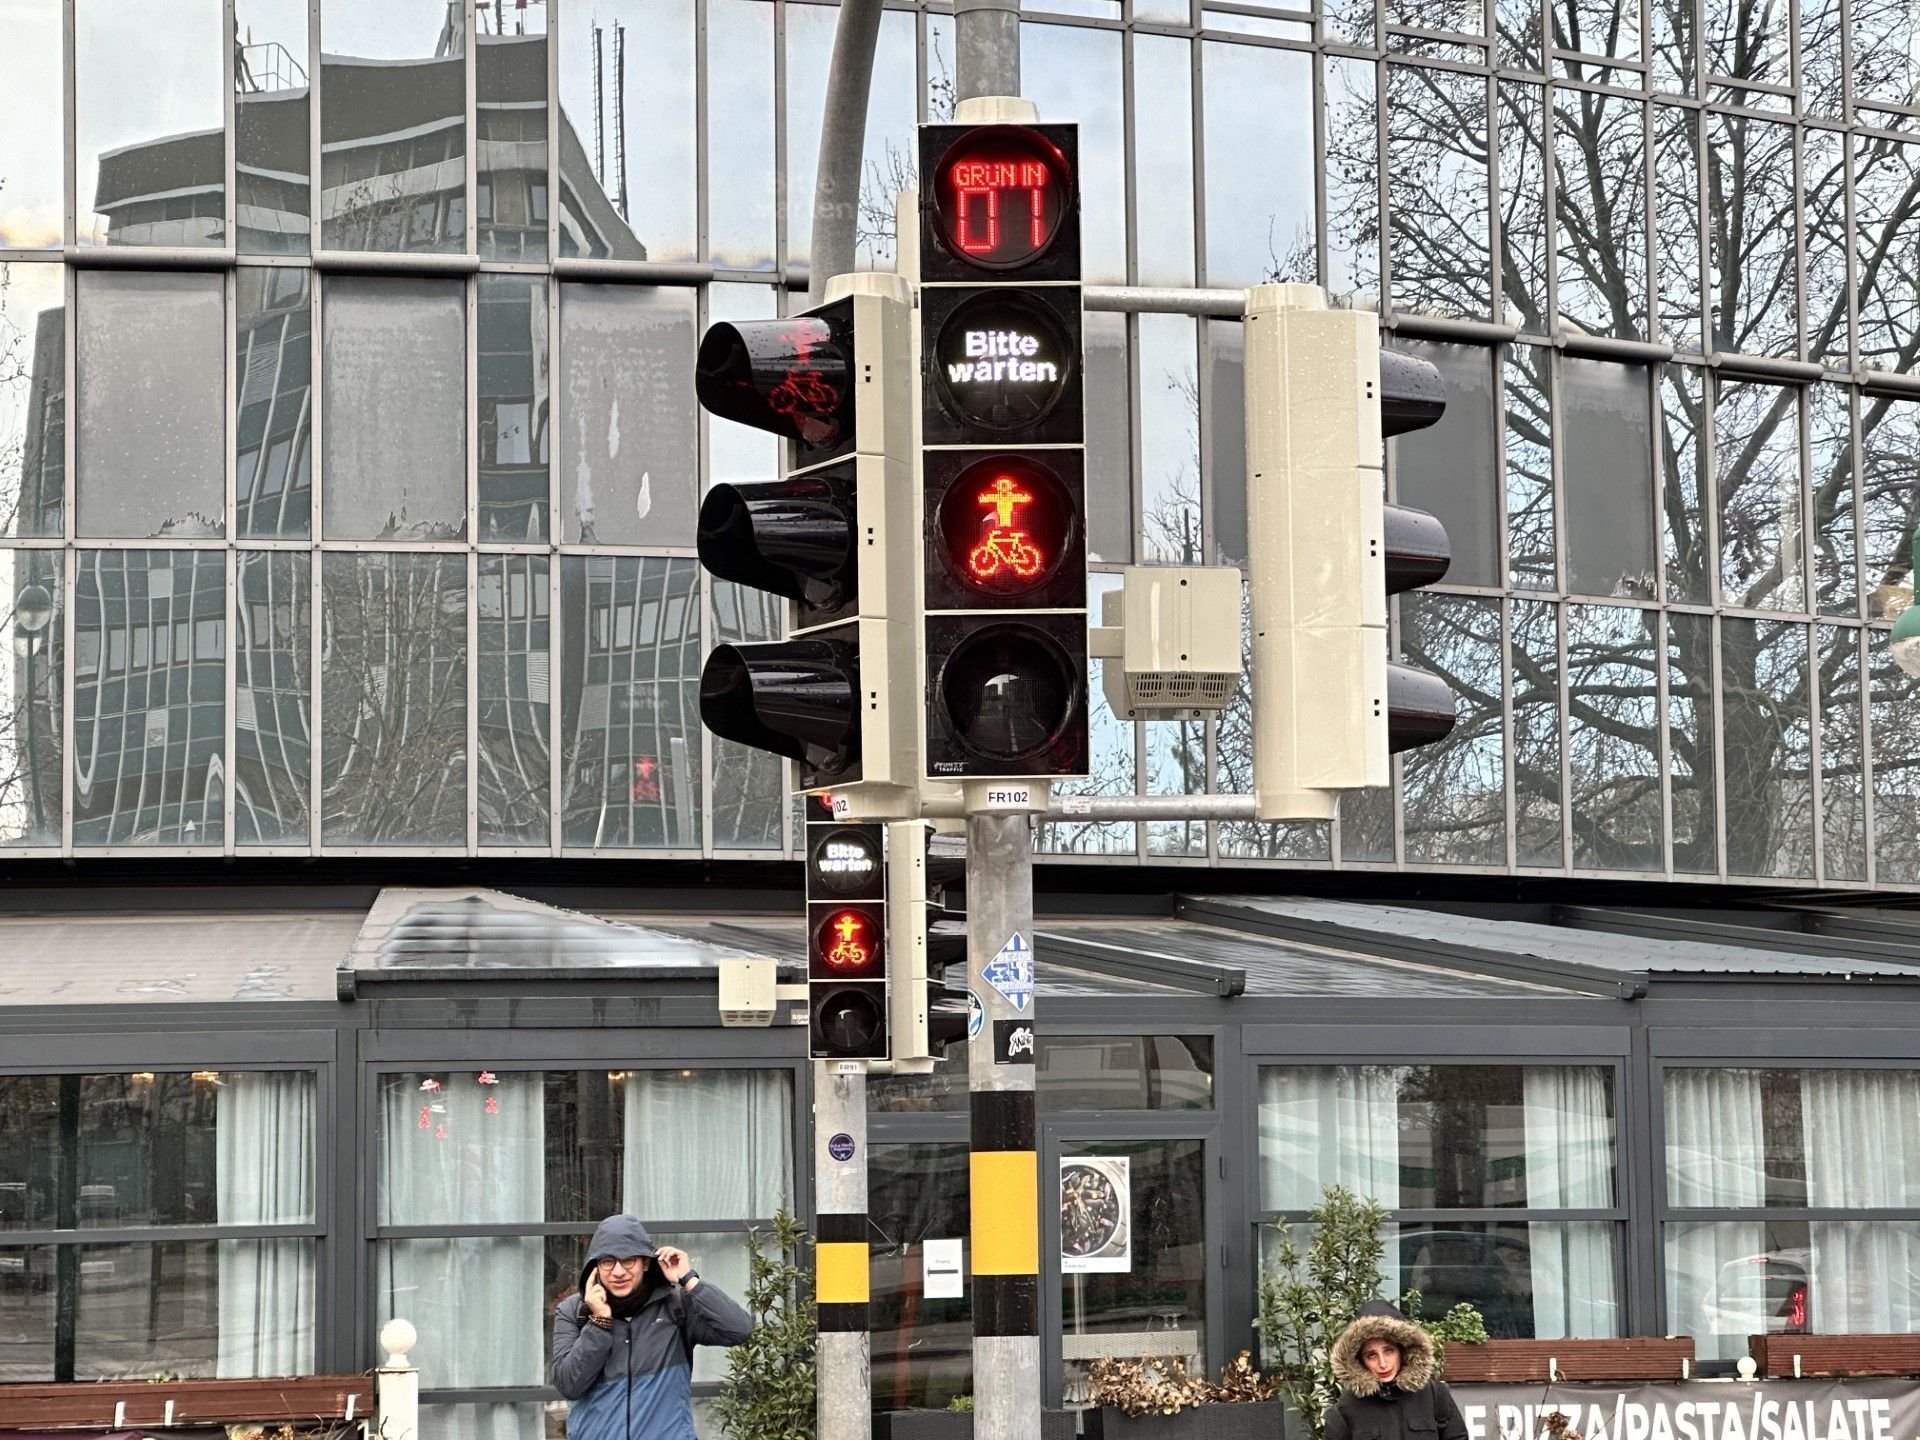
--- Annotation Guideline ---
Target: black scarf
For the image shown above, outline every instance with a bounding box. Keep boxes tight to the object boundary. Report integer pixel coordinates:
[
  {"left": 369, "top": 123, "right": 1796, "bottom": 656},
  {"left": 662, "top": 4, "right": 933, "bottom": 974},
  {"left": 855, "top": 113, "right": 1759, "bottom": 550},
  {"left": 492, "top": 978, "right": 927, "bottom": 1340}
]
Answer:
[{"left": 608, "top": 1267, "right": 664, "bottom": 1319}]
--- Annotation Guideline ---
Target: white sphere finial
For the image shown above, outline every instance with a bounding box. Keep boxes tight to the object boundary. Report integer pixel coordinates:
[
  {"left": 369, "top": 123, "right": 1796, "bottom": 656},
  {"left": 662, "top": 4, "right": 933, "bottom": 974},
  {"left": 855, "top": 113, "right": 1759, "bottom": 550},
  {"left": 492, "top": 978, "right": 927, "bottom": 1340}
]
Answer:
[
  {"left": 381, "top": 1318, "right": 418, "bottom": 1365},
  {"left": 1736, "top": 1356, "right": 1758, "bottom": 1382}
]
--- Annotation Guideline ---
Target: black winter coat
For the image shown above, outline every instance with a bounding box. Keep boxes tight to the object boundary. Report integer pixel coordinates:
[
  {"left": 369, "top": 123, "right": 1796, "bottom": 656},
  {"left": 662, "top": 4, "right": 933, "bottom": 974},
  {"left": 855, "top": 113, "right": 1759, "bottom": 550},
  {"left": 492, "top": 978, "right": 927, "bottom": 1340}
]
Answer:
[{"left": 1323, "top": 1303, "right": 1471, "bottom": 1440}]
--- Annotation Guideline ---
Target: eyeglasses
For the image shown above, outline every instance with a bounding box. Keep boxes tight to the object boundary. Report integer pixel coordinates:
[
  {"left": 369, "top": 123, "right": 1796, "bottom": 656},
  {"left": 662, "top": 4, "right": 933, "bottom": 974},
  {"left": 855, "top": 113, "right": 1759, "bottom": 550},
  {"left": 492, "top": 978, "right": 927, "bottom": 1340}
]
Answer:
[{"left": 597, "top": 1256, "right": 647, "bottom": 1273}]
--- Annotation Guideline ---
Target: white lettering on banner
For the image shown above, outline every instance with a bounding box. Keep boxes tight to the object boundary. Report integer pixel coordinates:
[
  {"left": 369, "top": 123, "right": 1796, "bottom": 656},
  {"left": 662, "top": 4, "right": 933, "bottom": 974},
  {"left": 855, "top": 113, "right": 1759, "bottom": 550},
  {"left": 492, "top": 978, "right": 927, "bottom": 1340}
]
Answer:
[{"left": 1457, "top": 1382, "right": 1920, "bottom": 1440}]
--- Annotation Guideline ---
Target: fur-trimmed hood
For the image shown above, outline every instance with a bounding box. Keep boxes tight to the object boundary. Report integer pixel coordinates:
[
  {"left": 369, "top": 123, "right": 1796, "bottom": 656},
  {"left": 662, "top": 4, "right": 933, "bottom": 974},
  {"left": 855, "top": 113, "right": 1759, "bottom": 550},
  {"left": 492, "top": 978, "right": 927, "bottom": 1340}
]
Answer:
[{"left": 1330, "top": 1301, "right": 1436, "bottom": 1397}]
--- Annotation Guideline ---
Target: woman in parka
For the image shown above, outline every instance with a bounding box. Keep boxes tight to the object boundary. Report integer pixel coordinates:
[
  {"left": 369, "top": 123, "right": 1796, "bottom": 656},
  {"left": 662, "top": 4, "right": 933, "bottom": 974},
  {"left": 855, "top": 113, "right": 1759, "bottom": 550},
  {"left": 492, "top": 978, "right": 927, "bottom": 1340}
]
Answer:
[{"left": 1324, "top": 1300, "right": 1471, "bottom": 1440}]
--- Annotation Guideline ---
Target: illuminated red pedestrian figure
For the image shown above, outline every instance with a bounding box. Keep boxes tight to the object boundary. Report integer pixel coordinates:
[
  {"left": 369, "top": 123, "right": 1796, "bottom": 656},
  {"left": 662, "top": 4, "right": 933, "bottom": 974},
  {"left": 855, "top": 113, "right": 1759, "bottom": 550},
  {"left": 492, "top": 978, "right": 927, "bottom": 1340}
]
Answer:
[
  {"left": 969, "top": 474, "right": 1045, "bottom": 581},
  {"left": 826, "top": 911, "right": 871, "bottom": 969}
]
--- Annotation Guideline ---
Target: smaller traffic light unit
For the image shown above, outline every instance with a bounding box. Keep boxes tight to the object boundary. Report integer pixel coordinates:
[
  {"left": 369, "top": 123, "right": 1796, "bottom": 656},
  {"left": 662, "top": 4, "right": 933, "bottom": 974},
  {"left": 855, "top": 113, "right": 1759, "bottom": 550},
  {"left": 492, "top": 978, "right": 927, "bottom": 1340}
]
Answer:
[
  {"left": 693, "top": 273, "right": 916, "bottom": 797},
  {"left": 804, "top": 792, "right": 889, "bottom": 1059},
  {"left": 917, "top": 120, "right": 1089, "bottom": 782},
  {"left": 1242, "top": 282, "right": 1459, "bottom": 821}
]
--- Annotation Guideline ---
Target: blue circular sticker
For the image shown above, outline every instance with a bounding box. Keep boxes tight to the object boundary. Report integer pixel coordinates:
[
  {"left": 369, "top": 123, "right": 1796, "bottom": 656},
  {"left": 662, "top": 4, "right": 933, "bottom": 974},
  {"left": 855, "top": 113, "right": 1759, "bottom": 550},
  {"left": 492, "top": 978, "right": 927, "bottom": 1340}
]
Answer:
[
  {"left": 967, "top": 989, "right": 986, "bottom": 1037},
  {"left": 827, "top": 1132, "right": 856, "bottom": 1162}
]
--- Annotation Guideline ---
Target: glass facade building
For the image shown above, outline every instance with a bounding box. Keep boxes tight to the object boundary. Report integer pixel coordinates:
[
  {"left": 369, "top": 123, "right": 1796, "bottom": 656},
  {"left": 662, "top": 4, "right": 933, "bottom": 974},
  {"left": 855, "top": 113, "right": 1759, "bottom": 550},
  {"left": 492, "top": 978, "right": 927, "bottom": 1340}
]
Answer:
[{"left": 3, "top": 0, "right": 1916, "bottom": 883}]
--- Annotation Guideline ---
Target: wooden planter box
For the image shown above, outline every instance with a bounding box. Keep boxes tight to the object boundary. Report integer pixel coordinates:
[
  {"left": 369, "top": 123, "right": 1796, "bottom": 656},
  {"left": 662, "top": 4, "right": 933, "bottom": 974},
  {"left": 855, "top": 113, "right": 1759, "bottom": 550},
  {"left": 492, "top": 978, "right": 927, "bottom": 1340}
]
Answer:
[
  {"left": 1086, "top": 1399, "right": 1290, "bottom": 1440},
  {"left": 875, "top": 1410, "right": 1078, "bottom": 1440},
  {"left": 0, "top": 1376, "right": 373, "bottom": 1429},
  {"left": 1442, "top": 1339, "right": 1696, "bottom": 1383},
  {"left": 1748, "top": 1334, "right": 1920, "bottom": 1378}
]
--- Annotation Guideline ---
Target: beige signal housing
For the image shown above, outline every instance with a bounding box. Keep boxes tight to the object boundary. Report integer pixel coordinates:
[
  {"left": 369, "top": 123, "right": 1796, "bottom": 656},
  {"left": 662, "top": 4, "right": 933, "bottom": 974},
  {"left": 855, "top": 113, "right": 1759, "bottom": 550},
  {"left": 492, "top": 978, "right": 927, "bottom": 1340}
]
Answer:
[
  {"left": 1242, "top": 282, "right": 1387, "bottom": 821},
  {"left": 1094, "top": 567, "right": 1244, "bottom": 722}
]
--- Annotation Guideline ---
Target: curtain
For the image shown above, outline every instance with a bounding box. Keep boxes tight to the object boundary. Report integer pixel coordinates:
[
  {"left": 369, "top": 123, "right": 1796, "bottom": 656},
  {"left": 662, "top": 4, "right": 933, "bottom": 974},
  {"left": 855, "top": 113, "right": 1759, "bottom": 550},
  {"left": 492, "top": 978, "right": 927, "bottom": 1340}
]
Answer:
[
  {"left": 1663, "top": 1068, "right": 1766, "bottom": 1361},
  {"left": 1522, "top": 1067, "right": 1618, "bottom": 1338},
  {"left": 621, "top": 1068, "right": 793, "bottom": 1221},
  {"left": 378, "top": 1071, "right": 544, "bottom": 1440},
  {"left": 1802, "top": 1069, "right": 1920, "bottom": 1332},
  {"left": 215, "top": 1071, "right": 317, "bottom": 1377},
  {"left": 1256, "top": 1066, "right": 1400, "bottom": 1211}
]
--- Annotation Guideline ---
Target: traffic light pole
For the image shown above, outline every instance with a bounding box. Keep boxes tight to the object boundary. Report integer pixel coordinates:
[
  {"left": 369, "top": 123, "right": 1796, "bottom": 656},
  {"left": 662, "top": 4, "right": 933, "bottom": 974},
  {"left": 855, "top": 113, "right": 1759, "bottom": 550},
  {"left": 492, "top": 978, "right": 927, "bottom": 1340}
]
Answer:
[
  {"left": 813, "top": 1062, "right": 870, "bottom": 1440},
  {"left": 966, "top": 796, "right": 1043, "bottom": 1438}
]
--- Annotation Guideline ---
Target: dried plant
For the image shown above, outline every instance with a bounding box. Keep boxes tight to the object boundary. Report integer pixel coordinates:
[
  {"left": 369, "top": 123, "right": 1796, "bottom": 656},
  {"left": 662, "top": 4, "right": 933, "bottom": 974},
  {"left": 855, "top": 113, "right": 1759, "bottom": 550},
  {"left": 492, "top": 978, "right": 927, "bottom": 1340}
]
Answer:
[{"left": 1085, "top": 1349, "right": 1282, "bottom": 1417}]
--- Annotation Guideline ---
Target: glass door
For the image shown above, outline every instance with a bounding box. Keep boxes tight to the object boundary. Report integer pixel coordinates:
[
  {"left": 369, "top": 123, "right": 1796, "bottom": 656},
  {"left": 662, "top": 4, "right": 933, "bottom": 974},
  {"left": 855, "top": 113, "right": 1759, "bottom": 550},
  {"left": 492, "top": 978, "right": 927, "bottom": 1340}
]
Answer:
[{"left": 1042, "top": 1129, "right": 1221, "bottom": 1408}]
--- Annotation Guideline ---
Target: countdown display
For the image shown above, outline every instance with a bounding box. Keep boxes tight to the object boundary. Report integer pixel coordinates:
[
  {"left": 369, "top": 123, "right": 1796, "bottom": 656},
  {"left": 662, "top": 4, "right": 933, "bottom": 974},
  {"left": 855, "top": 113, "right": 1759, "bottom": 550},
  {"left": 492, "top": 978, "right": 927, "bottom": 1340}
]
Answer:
[{"left": 929, "top": 125, "right": 1072, "bottom": 271}]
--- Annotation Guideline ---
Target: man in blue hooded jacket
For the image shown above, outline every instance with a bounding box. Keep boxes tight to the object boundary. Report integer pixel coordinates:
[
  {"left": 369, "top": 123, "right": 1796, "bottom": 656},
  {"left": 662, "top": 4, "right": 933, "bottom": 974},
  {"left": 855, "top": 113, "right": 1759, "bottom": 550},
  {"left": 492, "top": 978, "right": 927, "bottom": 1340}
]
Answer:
[{"left": 551, "top": 1214, "right": 754, "bottom": 1440}]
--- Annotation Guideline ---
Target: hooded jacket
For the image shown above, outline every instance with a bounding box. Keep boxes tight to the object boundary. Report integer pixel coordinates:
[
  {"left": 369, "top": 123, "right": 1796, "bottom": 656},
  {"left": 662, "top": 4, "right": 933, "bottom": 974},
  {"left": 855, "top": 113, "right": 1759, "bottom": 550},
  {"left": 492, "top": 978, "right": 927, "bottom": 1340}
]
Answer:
[
  {"left": 1324, "top": 1301, "right": 1470, "bottom": 1440},
  {"left": 550, "top": 1215, "right": 754, "bottom": 1440}
]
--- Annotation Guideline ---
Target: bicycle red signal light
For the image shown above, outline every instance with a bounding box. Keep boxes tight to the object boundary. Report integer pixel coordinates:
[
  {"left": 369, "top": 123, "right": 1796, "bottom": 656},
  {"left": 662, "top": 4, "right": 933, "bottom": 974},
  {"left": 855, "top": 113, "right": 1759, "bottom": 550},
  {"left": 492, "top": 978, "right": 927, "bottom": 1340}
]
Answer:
[{"left": 934, "top": 456, "right": 1074, "bottom": 601}]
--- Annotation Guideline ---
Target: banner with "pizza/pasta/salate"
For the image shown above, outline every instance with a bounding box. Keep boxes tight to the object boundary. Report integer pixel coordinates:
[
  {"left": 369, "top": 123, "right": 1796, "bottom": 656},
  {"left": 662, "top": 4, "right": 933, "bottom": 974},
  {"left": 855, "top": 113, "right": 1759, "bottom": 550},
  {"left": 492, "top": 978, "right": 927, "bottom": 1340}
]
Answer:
[{"left": 1451, "top": 1378, "right": 1920, "bottom": 1440}]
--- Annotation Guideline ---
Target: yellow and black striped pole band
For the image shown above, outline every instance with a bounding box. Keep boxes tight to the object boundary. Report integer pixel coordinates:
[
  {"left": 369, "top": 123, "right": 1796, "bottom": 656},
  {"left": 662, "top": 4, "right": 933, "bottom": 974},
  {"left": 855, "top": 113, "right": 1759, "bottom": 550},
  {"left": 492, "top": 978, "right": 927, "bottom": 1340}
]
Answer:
[
  {"left": 970, "top": 1090, "right": 1039, "bottom": 1337},
  {"left": 814, "top": 1211, "right": 870, "bottom": 1332}
]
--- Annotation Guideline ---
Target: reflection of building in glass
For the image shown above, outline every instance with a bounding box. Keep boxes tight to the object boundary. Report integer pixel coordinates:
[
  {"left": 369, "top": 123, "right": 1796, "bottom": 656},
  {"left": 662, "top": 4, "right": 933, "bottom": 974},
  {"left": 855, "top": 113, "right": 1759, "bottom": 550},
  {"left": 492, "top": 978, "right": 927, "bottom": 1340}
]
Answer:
[
  {"left": 19, "top": 305, "right": 64, "bottom": 539},
  {"left": 560, "top": 557, "right": 699, "bottom": 849},
  {"left": 5, "top": 554, "right": 63, "bottom": 848},
  {"left": 72, "top": 552, "right": 226, "bottom": 846},
  {"left": 477, "top": 277, "right": 550, "bottom": 541},
  {"left": 234, "top": 553, "right": 309, "bottom": 846},
  {"left": 236, "top": 268, "right": 313, "bottom": 539},
  {"left": 478, "top": 555, "right": 551, "bottom": 845}
]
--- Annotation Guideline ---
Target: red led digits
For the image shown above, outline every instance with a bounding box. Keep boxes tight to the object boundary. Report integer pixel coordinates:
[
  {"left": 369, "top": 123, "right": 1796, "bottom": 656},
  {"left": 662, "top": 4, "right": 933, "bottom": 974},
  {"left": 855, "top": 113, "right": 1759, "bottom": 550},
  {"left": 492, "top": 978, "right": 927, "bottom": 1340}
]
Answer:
[
  {"left": 937, "top": 134, "right": 1066, "bottom": 268},
  {"left": 968, "top": 475, "right": 1045, "bottom": 582}
]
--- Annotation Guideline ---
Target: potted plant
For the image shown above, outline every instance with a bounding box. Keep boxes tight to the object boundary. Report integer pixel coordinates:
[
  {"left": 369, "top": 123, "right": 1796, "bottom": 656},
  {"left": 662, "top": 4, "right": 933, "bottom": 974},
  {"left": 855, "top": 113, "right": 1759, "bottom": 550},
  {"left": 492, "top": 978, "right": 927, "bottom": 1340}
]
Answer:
[
  {"left": 1082, "top": 1349, "right": 1288, "bottom": 1438},
  {"left": 1256, "top": 1186, "right": 1489, "bottom": 1440},
  {"left": 713, "top": 1209, "right": 816, "bottom": 1440}
]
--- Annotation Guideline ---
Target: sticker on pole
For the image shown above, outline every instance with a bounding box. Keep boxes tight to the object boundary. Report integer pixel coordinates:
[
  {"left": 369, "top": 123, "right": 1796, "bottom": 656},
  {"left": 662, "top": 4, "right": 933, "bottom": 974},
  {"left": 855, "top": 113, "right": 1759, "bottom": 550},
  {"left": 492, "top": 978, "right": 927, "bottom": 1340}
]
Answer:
[
  {"left": 966, "top": 989, "right": 985, "bottom": 1037},
  {"left": 981, "top": 932, "right": 1035, "bottom": 1013},
  {"left": 827, "top": 1132, "right": 857, "bottom": 1162}
]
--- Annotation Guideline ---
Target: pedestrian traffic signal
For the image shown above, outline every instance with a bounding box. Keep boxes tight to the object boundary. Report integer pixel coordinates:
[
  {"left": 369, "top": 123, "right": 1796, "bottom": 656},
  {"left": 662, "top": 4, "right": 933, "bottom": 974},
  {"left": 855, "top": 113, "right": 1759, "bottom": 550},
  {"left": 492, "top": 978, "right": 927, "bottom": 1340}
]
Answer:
[
  {"left": 1242, "top": 282, "right": 1459, "bottom": 821},
  {"left": 917, "top": 121, "right": 1088, "bottom": 781},
  {"left": 693, "top": 274, "right": 916, "bottom": 794},
  {"left": 804, "top": 792, "right": 889, "bottom": 1059}
]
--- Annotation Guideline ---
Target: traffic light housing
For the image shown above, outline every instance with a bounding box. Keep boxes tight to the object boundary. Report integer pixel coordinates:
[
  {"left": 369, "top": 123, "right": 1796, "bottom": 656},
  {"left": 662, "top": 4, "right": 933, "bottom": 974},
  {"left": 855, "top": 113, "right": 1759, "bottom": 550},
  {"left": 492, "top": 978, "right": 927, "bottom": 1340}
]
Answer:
[
  {"left": 804, "top": 792, "right": 889, "bottom": 1059},
  {"left": 917, "top": 121, "right": 1089, "bottom": 782},
  {"left": 1242, "top": 283, "right": 1458, "bottom": 821},
  {"left": 693, "top": 275, "right": 916, "bottom": 794}
]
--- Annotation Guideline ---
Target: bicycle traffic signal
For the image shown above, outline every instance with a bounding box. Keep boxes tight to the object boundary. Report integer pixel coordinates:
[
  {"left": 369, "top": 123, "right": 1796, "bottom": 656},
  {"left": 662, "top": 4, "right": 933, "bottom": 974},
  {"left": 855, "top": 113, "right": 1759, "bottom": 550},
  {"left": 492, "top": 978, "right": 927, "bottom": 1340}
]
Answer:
[
  {"left": 917, "top": 120, "right": 1089, "bottom": 781},
  {"left": 804, "top": 792, "right": 889, "bottom": 1059}
]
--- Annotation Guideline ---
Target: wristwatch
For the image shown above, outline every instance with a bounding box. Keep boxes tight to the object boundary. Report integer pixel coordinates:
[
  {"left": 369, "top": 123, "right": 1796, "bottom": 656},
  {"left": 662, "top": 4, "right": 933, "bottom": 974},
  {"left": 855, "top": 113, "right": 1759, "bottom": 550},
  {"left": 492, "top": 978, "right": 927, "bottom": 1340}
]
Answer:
[{"left": 675, "top": 1269, "right": 700, "bottom": 1288}]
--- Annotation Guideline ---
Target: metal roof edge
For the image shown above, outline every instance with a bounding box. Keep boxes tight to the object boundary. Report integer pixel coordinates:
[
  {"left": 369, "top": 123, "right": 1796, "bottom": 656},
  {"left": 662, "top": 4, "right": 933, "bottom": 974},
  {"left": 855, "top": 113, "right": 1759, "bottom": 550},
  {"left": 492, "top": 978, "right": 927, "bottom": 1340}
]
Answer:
[
  {"left": 1551, "top": 904, "right": 1920, "bottom": 971},
  {"left": 1176, "top": 896, "right": 1650, "bottom": 1001},
  {"left": 1031, "top": 928, "right": 1247, "bottom": 998}
]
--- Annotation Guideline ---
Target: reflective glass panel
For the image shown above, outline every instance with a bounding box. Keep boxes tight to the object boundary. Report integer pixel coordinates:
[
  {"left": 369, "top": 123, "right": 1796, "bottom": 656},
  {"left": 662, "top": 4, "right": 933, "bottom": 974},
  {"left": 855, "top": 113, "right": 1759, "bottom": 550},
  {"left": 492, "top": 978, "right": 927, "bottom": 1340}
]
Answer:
[
  {"left": 1802, "top": 0, "right": 1845, "bottom": 117},
  {"left": 320, "top": 0, "right": 466, "bottom": 254},
  {"left": 1326, "top": 57, "right": 1380, "bottom": 307},
  {"left": 1085, "top": 311, "right": 1133, "bottom": 565},
  {"left": 1715, "top": 380, "right": 1803, "bottom": 612},
  {"left": 1023, "top": 23, "right": 1126, "bottom": 285},
  {"left": 1043, "top": 574, "right": 1138, "bottom": 857},
  {"left": 1135, "top": 36, "right": 1197, "bottom": 288},
  {"left": 704, "top": 284, "right": 779, "bottom": 494},
  {"left": 319, "top": 552, "right": 467, "bottom": 846},
  {"left": 1386, "top": 65, "right": 1491, "bottom": 321},
  {"left": 76, "top": 0, "right": 224, "bottom": 248},
  {"left": 75, "top": 271, "right": 226, "bottom": 541},
  {"left": 784, "top": 7, "right": 916, "bottom": 273},
  {"left": 1706, "top": 114, "right": 1795, "bottom": 360},
  {"left": 1146, "top": 713, "right": 1205, "bottom": 858},
  {"left": 542, "top": 1070, "right": 625, "bottom": 1223},
  {"left": 1702, "top": 0, "right": 1789, "bottom": 87},
  {"left": 709, "top": 580, "right": 782, "bottom": 851},
  {"left": 321, "top": 276, "right": 466, "bottom": 541},
  {"left": 1851, "top": 0, "right": 1920, "bottom": 113},
  {"left": 73, "top": 551, "right": 226, "bottom": 846},
  {"left": 1854, "top": 135, "right": 1920, "bottom": 377},
  {"left": 1505, "top": 345, "right": 1554, "bottom": 588},
  {"left": 235, "top": 551, "right": 311, "bottom": 846},
  {"left": 559, "top": 556, "right": 701, "bottom": 849},
  {"left": 1401, "top": 593, "right": 1505, "bottom": 865},
  {"left": 236, "top": 267, "right": 313, "bottom": 540},
  {"left": 1139, "top": 314, "right": 1201, "bottom": 564},
  {"left": 1809, "top": 384, "right": 1856, "bottom": 617},
  {"left": 1872, "top": 639, "right": 1920, "bottom": 886},
  {"left": 1562, "top": 358, "right": 1655, "bottom": 600},
  {"left": 1660, "top": 363, "right": 1708, "bottom": 604},
  {"left": 1204, "top": 42, "right": 1312, "bottom": 290},
  {"left": 0, "top": 549, "right": 62, "bottom": 846},
  {"left": 1804, "top": 127, "right": 1849, "bottom": 370},
  {"left": 705, "top": 0, "right": 775, "bottom": 270},
  {"left": 1667, "top": 612, "right": 1717, "bottom": 874},
  {"left": 0, "top": 261, "right": 65, "bottom": 538},
  {"left": 558, "top": 285, "right": 697, "bottom": 546},
  {"left": 1387, "top": 340, "right": 1500, "bottom": 586},
  {"left": 1553, "top": 89, "right": 1646, "bottom": 341},
  {"left": 0, "top": 1244, "right": 54, "bottom": 1380},
  {"left": 77, "top": 1239, "right": 314, "bottom": 1379},
  {"left": 477, "top": 4, "right": 547, "bottom": 262},
  {"left": 477, "top": 275, "right": 549, "bottom": 542},
  {"left": 1566, "top": 603, "right": 1660, "bottom": 870},
  {"left": 1861, "top": 397, "right": 1920, "bottom": 612},
  {"left": 1653, "top": 105, "right": 1702, "bottom": 353},
  {"left": 236, "top": 0, "right": 312, "bottom": 256},
  {"left": 556, "top": 0, "right": 690, "bottom": 263},
  {"left": 1059, "top": 1140, "right": 1207, "bottom": 1406},
  {"left": 0, "top": 0, "right": 61, "bottom": 248},
  {"left": 1499, "top": 83, "right": 1549, "bottom": 333},
  {"left": 1721, "top": 617, "right": 1812, "bottom": 878},
  {"left": 477, "top": 554, "right": 550, "bottom": 847},
  {"left": 1818, "top": 624, "right": 1866, "bottom": 883},
  {"left": 377, "top": 1238, "right": 545, "bottom": 1386},
  {"left": 1513, "top": 598, "right": 1563, "bottom": 865},
  {"left": 871, "top": 1144, "right": 971, "bottom": 1412}
]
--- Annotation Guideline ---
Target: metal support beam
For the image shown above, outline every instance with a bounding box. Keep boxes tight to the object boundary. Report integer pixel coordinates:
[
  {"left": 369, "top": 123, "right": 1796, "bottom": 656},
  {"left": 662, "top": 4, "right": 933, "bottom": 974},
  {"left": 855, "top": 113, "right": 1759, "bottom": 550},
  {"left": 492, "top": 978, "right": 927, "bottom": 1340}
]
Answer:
[
  {"left": 807, "top": 0, "right": 886, "bottom": 306},
  {"left": 967, "top": 810, "right": 1042, "bottom": 1436}
]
